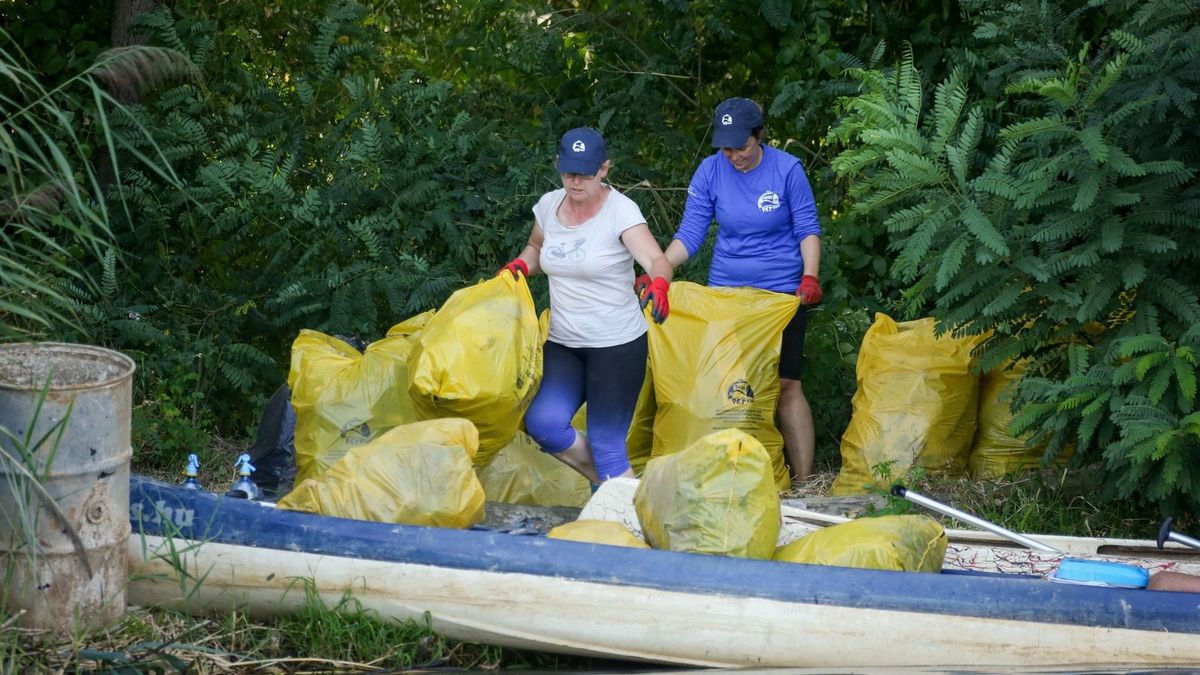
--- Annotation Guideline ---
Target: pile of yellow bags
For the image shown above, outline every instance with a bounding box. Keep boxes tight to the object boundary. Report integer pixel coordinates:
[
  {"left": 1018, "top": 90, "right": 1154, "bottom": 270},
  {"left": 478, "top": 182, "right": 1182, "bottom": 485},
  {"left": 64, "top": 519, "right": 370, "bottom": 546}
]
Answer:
[
  {"left": 286, "top": 274, "right": 554, "bottom": 518},
  {"left": 832, "top": 313, "right": 1062, "bottom": 494},
  {"left": 287, "top": 312, "right": 431, "bottom": 485}
]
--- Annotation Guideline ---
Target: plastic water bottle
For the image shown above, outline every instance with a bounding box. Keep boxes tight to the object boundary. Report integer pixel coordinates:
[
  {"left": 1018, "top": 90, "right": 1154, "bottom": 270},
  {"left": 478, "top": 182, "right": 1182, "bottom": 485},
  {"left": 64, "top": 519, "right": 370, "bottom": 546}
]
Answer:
[
  {"left": 227, "top": 453, "right": 261, "bottom": 500},
  {"left": 180, "top": 453, "right": 202, "bottom": 490}
]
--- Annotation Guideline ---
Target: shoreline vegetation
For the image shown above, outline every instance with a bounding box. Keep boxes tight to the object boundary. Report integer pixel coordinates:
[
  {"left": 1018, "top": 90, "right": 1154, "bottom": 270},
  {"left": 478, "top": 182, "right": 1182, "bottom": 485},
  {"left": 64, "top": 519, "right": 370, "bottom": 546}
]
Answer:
[{"left": 5, "top": 0, "right": 1199, "bottom": 669}]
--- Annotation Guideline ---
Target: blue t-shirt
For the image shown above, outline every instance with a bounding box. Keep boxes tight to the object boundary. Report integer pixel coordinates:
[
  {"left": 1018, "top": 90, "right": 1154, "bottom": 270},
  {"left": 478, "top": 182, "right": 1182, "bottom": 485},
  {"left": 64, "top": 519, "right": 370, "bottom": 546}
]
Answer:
[{"left": 674, "top": 145, "right": 821, "bottom": 293}]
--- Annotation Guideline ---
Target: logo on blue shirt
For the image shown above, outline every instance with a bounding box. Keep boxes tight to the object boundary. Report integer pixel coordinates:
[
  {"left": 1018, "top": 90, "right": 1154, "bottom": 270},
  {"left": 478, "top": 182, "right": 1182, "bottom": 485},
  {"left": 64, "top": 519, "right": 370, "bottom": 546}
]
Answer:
[{"left": 757, "top": 191, "right": 780, "bottom": 213}]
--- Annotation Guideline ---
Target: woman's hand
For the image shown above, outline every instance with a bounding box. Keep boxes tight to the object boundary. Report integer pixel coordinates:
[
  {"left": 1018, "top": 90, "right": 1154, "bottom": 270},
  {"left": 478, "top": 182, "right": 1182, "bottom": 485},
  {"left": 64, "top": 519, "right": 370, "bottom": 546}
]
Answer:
[
  {"left": 500, "top": 258, "right": 529, "bottom": 279},
  {"left": 797, "top": 274, "right": 822, "bottom": 305},
  {"left": 640, "top": 277, "right": 670, "bottom": 323}
]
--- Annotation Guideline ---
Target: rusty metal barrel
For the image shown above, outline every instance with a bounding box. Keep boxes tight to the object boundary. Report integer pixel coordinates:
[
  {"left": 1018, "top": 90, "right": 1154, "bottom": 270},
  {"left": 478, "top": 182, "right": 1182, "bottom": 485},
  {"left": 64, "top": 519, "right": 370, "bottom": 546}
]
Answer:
[{"left": 0, "top": 342, "right": 135, "bottom": 631}]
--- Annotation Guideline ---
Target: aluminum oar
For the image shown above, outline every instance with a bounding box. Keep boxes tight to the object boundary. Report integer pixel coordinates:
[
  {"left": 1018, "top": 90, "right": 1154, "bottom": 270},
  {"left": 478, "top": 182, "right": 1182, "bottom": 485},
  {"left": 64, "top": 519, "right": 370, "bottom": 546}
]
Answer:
[
  {"left": 1157, "top": 517, "right": 1200, "bottom": 550},
  {"left": 891, "top": 484, "right": 1062, "bottom": 554}
]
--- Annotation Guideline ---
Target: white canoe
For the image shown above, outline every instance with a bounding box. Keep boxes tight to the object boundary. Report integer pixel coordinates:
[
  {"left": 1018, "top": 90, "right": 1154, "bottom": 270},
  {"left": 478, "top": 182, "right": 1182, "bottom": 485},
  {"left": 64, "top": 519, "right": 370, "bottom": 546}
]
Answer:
[{"left": 128, "top": 475, "right": 1200, "bottom": 669}]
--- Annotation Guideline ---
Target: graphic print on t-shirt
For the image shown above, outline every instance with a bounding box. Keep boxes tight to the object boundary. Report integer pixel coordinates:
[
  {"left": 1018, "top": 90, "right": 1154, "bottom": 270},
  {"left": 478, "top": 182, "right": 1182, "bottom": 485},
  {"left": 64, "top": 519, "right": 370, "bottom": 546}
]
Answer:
[
  {"left": 757, "top": 190, "right": 780, "bottom": 213},
  {"left": 547, "top": 237, "right": 587, "bottom": 264}
]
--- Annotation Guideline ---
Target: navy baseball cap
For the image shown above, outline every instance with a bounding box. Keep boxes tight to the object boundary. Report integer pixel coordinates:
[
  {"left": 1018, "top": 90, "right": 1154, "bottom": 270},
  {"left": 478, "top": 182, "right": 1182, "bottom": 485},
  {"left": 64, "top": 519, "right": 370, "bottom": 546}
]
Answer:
[
  {"left": 556, "top": 127, "right": 606, "bottom": 175},
  {"left": 711, "top": 98, "right": 763, "bottom": 148}
]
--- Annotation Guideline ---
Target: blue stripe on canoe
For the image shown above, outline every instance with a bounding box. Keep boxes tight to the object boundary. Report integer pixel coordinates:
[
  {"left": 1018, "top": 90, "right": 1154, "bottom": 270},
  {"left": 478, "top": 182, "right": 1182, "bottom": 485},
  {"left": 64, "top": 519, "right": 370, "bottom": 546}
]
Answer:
[{"left": 130, "top": 475, "right": 1200, "bottom": 634}]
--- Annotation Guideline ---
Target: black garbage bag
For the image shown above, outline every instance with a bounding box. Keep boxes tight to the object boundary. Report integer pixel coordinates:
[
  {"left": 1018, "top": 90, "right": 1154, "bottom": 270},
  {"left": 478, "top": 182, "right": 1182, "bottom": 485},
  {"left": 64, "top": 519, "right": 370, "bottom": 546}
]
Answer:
[
  {"left": 247, "top": 384, "right": 297, "bottom": 499},
  {"left": 249, "top": 334, "right": 367, "bottom": 499}
]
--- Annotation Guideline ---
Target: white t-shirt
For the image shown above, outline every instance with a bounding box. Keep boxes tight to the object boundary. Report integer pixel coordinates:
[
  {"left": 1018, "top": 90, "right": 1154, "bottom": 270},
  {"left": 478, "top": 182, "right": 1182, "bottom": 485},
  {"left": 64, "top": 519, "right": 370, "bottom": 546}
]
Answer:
[{"left": 533, "top": 186, "right": 649, "bottom": 348}]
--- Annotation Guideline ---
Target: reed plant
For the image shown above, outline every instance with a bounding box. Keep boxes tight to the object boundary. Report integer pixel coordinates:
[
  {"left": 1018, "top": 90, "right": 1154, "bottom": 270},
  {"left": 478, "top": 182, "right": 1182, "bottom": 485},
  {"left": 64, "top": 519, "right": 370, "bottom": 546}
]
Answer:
[{"left": 0, "top": 28, "right": 193, "bottom": 341}]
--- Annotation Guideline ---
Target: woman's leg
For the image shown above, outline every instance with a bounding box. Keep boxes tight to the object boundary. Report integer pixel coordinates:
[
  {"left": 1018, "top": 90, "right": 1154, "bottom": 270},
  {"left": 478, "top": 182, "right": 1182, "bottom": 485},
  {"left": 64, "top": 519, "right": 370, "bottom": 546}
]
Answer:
[
  {"left": 582, "top": 334, "right": 649, "bottom": 481},
  {"left": 777, "top": 308, "right": 815, "bottom": 482},
  {"left": 778, "top": 378, "right": 815, "bottom": 481},
  {"left": 524, "top": 341, "right": 598, "bottom": 483}
]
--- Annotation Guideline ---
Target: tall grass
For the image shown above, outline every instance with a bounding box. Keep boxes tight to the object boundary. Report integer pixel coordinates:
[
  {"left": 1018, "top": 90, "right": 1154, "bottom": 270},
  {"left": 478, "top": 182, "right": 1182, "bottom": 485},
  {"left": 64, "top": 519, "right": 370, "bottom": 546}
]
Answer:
[
  {"left": 0, "top": 29, "right": 194, "bottom": 341},
  {"left": 0, "top": 31, "right": 196, "bottom": 654},
  {"left": 865, "top": 467, "right": 1179, "bottom": 540}
]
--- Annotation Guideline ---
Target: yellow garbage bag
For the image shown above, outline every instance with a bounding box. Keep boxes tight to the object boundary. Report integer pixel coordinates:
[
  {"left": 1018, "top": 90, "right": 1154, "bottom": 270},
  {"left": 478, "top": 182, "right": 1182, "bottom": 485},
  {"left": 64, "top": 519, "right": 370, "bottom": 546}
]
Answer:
[
  {"left": 773, "top": 514, "right": 947, "bottom": 572},
  {"left": 634, "top": 428, "right": 780, "bottom": 559},
  {"left": 476, "top": 431, "right": 591, "bottom": 507},
  {"left": 277, "top": 418, "right": 485, "bottom": 528},
  {"left": 547, "top": 520, "right": 649, "bottom": 548},
  {"left": 647, "top": 282, "right": 798, "bottom": 490},
  {"left": 626, "top": 361, "right": 656, "bottom": 476},
  {"left": 386, "top": 310, "right": 435, "bottom": 338},
  {"left": 288, "top": 324, "right": 425, "bottom": 485},
  {"left": 408, "top": 274, "right": 542, "bottom": 468},
  {"left": 831, "top": 314, "right": 983, "bottom": 495},
  {"left": 969, "top": 360, "right": 1047, "bottom": 478}
]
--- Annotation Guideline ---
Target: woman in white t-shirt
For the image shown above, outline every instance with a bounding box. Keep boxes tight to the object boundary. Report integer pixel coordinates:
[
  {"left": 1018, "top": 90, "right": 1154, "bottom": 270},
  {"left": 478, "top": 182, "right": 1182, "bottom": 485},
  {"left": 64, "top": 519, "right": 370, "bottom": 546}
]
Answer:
[{"left": 500, "top": 127, "right": 673, "bottom": 483}]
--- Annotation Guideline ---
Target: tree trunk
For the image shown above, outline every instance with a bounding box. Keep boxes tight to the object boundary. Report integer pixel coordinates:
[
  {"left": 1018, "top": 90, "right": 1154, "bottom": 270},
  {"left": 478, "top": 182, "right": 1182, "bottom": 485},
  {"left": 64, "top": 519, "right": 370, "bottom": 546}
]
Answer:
[{"left": 111, "top": 0, "right": 161, "bottom": 48}]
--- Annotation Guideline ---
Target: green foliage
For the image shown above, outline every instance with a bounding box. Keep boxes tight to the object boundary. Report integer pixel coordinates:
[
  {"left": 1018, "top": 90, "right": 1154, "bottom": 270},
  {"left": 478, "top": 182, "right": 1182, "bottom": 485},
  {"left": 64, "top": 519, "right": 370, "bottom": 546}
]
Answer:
[
  {"left": 2, "top": 0, "right": 971, "bottom": 446},
  {"left": 804, "top": 306, "right": 872, "bottom": 468},
  {"left": 275, "top": 587, "right": 456, "bottom": 667},
  {"left": 0, "top": 601, "right": 600, "bottom": 671},
  {"left": 131, "top": 364, "right": 214, "bottom": 474},
  {"left": 830, "top": 0, "right": 1200, "bottom": 514},
  {"left": 0, "top": 0, "right": 110, "bottom": 80},
  {"left": 863, "top": 461, "right": 924, "bottom": 517},
  {"left": 0, "top": 30, "right": 194, "bottom": 341},
  {"left": 84, "top": 3, "right": 551, "bottom": 433},
  {"left": 98, "top": 0, "right": 952, "bottom": 440}
]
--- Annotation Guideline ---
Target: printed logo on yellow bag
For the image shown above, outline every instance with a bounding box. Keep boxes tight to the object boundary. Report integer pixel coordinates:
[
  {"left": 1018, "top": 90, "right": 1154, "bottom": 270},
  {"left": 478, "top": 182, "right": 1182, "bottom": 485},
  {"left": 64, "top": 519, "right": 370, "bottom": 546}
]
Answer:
[
  {"left": 725, "top": 378, "right": 755, "bottom": 405},
  {"left": 339, "top": 420, "right": 372, "bottom": 445}
]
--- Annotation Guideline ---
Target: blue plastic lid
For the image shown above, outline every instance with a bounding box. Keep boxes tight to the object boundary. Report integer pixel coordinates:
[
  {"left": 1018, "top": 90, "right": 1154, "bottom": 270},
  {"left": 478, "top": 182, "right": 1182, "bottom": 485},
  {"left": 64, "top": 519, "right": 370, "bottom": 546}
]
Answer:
[{"left": 1050, "top": 557, "right": 1149, "bottom": 588}]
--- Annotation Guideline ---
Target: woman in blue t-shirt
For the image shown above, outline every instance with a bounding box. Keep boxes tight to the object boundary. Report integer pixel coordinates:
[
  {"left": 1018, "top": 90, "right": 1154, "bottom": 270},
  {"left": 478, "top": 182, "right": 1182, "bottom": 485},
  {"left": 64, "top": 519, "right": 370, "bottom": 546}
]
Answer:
[{"left": 656, "top": 98, "right": 823, "bottom": 482}]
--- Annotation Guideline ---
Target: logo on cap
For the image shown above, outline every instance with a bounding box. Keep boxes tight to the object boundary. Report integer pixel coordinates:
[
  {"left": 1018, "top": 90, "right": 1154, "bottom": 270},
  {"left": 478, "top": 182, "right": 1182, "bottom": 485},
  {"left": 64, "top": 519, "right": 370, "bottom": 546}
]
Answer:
[
  {"left": 572, "top": 140, "right": 586, "bottom": 152},
  {"left": 721, "top": 114, "right": 733, "bottom": 126}
]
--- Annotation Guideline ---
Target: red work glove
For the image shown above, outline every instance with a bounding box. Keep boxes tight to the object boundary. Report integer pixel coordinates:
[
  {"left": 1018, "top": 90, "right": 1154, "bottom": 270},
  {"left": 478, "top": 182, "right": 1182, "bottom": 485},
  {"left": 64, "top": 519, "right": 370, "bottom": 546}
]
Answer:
[
  {"left": 500, "top": 258, "right": 529, "bottom": 279},
  {"left": 797, "top": 274, "right": 822, "bottom": 305},
  {"left": 640, "top": 277, "right": 670, "bottom": 324},
  {"left": 633, "top": 274, "right": 651, "bottom": 301}
]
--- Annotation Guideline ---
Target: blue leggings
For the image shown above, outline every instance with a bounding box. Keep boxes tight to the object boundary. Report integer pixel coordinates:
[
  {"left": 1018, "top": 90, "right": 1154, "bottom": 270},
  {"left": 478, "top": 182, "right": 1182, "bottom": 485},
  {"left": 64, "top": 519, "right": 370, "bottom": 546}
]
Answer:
[{"left": 524, "top": 334, "right": 648, "bottom": 480}]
